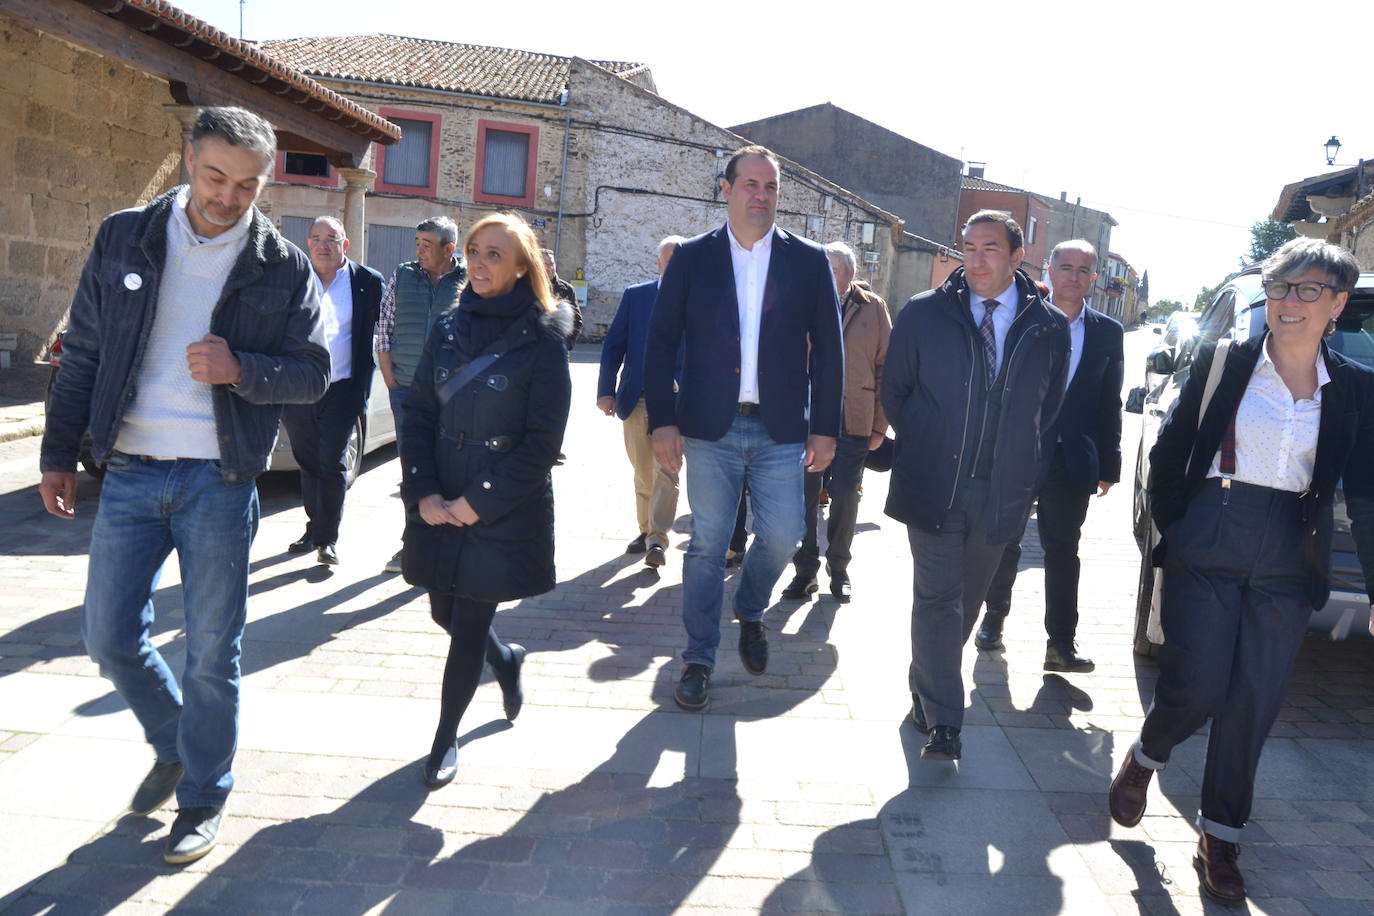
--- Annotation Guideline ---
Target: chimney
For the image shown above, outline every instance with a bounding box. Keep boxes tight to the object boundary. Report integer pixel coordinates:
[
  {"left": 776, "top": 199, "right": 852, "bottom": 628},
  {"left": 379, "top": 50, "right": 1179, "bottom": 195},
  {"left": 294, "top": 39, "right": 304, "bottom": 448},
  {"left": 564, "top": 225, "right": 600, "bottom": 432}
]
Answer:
[
  {"left": 1060, "top": 191, "right": 1067, "bottom": 201},
  {"left": 966, "top": 162, "right": 986, "bottom": 180}
]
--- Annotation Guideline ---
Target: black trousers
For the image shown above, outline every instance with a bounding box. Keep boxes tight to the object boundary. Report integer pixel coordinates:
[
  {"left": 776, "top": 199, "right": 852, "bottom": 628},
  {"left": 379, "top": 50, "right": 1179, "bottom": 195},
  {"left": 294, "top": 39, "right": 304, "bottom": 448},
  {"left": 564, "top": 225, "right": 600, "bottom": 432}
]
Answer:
[
  {"left": 1139, "top": 479, "right": 1310, "bottom": 840},
  {"left": 428, "top": 593, "right": 511, "bottom": 759},
  {"left": 281, "top": 380, "right": 360, "bottom": 546},
  {"left": 793, "top": 435, "right": 868, "bottom": 578},
  {"left": 983, "top": 446, "right": 1091, "bottom": 643}
]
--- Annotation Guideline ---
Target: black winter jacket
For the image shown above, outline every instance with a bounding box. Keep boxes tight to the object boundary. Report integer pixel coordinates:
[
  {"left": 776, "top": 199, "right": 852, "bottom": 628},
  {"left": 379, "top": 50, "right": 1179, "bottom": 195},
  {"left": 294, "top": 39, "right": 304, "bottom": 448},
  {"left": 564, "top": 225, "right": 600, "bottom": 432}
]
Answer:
[
  {"left": 1149, "top": 334, "right": 1374, "bottom": 608},
  {"left": 400, "top": 299, "right": 573, "bottom": 601},
  {"left": 41, "top": 187, "right": 329, "bottom": 482},
  {"left": 881, "top": 267, "right": 1070, "bottom": 542}
]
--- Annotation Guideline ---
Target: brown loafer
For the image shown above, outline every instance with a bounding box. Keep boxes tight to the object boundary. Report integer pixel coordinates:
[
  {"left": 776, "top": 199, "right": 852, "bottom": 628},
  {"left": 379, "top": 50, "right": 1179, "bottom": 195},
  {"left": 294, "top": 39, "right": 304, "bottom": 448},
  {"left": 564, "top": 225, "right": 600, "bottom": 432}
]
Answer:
[
  {"left": 1195, "top": 833, "right": 1245, "bottom": 905},
  {"left": 1108, "top": 750, "right": 1154, "bottom": 827}
]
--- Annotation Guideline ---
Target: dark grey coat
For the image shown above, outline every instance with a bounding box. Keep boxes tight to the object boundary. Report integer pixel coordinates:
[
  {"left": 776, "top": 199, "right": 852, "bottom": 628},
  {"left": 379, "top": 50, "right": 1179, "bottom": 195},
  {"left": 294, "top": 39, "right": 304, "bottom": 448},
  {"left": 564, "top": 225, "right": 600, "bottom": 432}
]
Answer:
[{"left": 400, "top": 301, "right": 573, "bottom": 601}]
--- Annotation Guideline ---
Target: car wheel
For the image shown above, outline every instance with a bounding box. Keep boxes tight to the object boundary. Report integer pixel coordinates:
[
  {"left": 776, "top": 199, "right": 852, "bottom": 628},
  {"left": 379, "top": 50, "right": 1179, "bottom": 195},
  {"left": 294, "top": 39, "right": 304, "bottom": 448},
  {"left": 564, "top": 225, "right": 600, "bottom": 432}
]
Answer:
[
  {"left": 1132, "top": 536, "right": 1162, "bottom": 658},
  {"left": 343, "top": 417, "right": 363, "bottom": 490}
]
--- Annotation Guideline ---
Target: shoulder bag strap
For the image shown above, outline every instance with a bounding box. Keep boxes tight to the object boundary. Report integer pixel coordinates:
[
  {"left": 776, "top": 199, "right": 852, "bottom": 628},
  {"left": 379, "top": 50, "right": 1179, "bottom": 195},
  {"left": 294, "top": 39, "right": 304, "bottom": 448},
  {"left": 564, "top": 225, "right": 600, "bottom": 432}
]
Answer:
[
  {"left": 436, "top": 351, "right": 502, "bottom": 407},
  {"left": 1185, "top": 338, "right": 1232, "bottom": 472}
]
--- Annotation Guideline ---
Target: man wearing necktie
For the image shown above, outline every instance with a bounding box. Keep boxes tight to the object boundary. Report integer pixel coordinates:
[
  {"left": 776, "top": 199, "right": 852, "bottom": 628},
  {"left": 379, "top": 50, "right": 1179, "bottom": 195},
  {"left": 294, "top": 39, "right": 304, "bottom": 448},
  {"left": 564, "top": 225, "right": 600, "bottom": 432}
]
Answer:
[{"left": 881, "top": 210, "right": 1070, "bottom": 760}]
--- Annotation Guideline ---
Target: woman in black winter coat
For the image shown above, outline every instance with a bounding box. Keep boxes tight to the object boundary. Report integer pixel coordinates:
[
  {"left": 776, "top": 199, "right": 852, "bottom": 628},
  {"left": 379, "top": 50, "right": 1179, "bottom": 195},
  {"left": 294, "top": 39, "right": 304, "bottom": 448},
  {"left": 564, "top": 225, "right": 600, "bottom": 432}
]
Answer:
[{"left": 400, "top": 213, "right": 573, "bottom": 788}]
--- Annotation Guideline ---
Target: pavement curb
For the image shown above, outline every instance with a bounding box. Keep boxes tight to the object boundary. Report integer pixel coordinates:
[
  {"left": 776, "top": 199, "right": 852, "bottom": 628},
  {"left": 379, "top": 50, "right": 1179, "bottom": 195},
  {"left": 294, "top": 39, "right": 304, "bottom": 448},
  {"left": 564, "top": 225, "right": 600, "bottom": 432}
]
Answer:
[{"left": 0, "top": 416, "right": 44, "bottom": 444}]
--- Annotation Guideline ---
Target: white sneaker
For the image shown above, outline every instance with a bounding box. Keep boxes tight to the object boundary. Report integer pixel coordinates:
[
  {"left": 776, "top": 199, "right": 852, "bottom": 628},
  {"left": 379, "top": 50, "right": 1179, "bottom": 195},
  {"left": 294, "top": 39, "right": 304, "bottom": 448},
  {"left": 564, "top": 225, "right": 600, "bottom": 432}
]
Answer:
[{"left": 384, "top": 550, "right": 402, "bottom": 573}]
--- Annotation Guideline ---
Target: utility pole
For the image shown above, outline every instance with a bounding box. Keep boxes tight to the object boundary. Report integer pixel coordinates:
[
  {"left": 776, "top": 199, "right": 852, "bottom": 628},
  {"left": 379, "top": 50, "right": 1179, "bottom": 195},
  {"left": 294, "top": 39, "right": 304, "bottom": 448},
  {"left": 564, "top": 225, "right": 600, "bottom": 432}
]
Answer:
[{"left": 239, "top": 0, "right": 245, "bottom": 39}]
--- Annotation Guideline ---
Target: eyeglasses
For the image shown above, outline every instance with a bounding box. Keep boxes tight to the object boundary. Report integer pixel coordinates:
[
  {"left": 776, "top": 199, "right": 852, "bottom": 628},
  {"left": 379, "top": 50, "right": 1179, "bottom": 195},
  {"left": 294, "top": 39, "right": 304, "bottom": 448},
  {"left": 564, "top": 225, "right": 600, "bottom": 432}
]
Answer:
[{"left": 1262, "top": 279, "right": 1339, "bottom": 302}]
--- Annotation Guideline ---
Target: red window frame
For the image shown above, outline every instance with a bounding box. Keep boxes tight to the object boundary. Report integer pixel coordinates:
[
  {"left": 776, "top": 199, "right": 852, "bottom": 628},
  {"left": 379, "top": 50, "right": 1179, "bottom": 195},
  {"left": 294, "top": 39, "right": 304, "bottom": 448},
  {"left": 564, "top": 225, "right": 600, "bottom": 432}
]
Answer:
[
  {"left": 375, "top": 108, "right": 442, "bottom": 196},
  {"left": 273, "top": 152, "right": 339, "bottom": 188},
  {"left": 473, "top": 119, "right": 539, "bottom": 209}
]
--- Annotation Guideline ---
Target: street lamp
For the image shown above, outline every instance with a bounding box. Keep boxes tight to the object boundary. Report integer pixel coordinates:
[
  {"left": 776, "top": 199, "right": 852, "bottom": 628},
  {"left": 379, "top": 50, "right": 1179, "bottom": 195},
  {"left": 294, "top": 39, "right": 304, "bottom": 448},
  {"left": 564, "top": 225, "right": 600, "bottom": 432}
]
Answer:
[{"left": 1325, "top": 136, "right": 1342, "bottom": 166}]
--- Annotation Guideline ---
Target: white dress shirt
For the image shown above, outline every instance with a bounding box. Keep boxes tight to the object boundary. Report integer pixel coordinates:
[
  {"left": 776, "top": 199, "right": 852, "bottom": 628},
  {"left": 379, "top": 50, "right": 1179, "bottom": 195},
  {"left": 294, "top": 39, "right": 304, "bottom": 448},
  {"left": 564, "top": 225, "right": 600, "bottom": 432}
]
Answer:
[
  {"left": 316, "top": 265, "right": 354, "bottom": 383},
  {"left": 727, "top": 223, "right": 774, "bottom": 403},
  {"left": 1065, "top": 307, "right": 1086, "bottom": 388},
  {"left": 966, "top": 280, "right": 1018, "bottom": 377},
  {"left": 1207, "top": 338, "right": 1328, "bottom": 492}
]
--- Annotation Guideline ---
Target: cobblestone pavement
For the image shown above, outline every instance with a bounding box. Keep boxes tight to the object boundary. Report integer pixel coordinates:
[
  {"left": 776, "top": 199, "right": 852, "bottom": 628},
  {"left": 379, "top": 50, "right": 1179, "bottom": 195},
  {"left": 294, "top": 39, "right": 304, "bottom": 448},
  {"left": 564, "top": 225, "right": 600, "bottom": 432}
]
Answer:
[{"left": 0, "top": 333, "right": 1371, "bottom": 914}]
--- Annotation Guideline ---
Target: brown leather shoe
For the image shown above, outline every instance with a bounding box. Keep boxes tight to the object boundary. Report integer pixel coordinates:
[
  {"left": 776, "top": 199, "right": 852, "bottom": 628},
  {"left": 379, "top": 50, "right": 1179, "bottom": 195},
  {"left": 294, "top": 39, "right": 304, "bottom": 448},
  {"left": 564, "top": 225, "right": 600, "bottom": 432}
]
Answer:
[
  {"left": 1194, "top": 833, "right": 1245, "bottom": 905},
  {"left": 1108, "top": 750, "right": 1154, "bottom": 827}
]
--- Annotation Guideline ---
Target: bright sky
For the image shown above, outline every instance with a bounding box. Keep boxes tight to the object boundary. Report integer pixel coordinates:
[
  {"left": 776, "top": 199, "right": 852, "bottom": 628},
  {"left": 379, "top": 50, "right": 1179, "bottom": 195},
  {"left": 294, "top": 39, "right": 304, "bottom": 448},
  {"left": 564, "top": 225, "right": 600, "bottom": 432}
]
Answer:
[{"left": 176, "top": 0, "right": 1372, "bottom": 304}]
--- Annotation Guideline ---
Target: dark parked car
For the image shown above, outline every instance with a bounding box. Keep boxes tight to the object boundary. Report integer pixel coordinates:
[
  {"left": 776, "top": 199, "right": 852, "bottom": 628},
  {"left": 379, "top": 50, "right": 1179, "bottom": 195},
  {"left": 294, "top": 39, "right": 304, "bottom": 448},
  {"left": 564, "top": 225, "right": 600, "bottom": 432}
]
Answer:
[
  {"left": 1125, "top": 266, "right": 1374, "bottom": 655},
  {"left": 45, "top": 336, "right": 395, "bottom": 487}
]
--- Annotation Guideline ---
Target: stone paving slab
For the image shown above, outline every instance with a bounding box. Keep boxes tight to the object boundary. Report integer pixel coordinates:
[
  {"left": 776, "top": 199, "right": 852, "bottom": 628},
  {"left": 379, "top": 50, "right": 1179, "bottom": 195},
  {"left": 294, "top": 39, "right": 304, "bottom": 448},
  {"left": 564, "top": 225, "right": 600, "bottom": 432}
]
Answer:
[{"left": 0, "top": 337, "right": 1371, "bottom": 914}]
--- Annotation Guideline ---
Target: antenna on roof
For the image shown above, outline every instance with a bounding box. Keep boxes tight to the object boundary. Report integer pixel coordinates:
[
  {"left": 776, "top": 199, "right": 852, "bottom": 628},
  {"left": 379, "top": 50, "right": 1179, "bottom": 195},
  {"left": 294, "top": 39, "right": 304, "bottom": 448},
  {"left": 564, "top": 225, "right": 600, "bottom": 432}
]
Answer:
[{"left": 240, "top": 0, "right": 245, "bottom": 40}]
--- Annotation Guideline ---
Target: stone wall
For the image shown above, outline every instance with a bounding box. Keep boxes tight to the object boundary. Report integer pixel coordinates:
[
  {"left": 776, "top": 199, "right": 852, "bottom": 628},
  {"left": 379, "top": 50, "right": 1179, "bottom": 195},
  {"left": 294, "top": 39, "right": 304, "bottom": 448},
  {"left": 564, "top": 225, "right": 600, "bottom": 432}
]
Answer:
[
  {"left": 269, "top": 62, "right": 903, "bottom": 341},
  {"left": 0, "top": 18, "right": 181, "bottom": 362},
  {"left": 732, "top": 104, "right": 962, "bottom": 246},
  {"left": 265, "top": 83, "right": 574, "bottom": 264},
  {"left": 567, "top": 59, "right": 900, "bottom": 338}
]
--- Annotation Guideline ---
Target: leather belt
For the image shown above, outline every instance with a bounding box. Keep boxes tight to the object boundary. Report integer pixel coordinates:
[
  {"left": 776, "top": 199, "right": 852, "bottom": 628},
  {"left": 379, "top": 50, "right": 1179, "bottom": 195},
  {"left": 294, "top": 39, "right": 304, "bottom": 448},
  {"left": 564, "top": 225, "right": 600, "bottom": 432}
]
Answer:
[
  {"left": 439, "top": 430, "right": 513, "bottom": 453},
  {"left": 736, "top": 402, "right": 760, "bottom": 417}
]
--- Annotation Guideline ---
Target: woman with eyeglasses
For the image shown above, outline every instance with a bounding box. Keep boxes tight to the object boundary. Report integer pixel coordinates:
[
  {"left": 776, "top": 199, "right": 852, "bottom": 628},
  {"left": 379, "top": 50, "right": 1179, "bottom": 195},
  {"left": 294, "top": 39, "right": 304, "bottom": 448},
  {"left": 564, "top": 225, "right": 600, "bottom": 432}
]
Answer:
[{"left": 1108, "top": 238, "right": 1374, "bottom": 905}]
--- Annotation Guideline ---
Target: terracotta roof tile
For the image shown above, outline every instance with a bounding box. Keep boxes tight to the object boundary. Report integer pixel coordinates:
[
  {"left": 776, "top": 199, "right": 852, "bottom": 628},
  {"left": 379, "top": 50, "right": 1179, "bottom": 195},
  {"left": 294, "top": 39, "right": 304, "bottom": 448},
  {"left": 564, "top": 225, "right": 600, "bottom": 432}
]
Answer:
[
  {"left": 260, "top": 34, "right": 650, "bottom": 105},
  {"left": 961, "top": 176, "right": 1026, "bottom": 193},
  {"left": 71, "top": 0, "right": 400, "bottom": 143}
]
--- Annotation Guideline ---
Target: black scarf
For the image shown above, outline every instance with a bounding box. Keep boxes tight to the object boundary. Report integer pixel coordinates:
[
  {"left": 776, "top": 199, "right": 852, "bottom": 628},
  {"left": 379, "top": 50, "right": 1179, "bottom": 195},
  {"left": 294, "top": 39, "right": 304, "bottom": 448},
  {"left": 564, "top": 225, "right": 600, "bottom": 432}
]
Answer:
[{"left": 456, "top": 275, "right": 538, "bottom": 356}]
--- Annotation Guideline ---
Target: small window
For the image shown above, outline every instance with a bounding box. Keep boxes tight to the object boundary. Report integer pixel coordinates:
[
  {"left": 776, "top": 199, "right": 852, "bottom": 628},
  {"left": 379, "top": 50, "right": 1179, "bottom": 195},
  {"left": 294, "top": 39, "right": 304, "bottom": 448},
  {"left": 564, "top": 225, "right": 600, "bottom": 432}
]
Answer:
[
  {"left": 273, "top": 152, "right": 337, "bottom": 188},
  {"left": 383, "top": 118, "right": 433, "bottom": 187},
  {"left": 376, "top": 109, "right": 441, "bottom": 196},
  {"left": 474, "top": 120, "right": 539, "bottom": 208},
  {"left": 284, "top": 153, "right": 329, "bottom": 178},
  {"left": 1026, "top": 216, "right": 1038, "bottom": 246},
  {"left": 481, "top": 130, "right": 530, "bottom": 198}
]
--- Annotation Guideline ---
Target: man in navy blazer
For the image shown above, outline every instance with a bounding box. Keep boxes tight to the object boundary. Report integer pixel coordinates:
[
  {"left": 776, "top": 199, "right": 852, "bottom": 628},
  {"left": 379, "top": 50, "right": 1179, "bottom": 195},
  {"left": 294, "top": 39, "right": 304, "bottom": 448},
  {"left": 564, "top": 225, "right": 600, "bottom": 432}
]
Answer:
[
  {"left": 282, "top": 216, "right": 384, "bottom": 566},
  {"left": 644, "top": 146, "right": 844, "bottom": 711},
  {"left": 597, "top": 236, "right": 685, "bottom": 568},
  {"left": 974, "top": 240, "right": 1124, "bottom": 671}
]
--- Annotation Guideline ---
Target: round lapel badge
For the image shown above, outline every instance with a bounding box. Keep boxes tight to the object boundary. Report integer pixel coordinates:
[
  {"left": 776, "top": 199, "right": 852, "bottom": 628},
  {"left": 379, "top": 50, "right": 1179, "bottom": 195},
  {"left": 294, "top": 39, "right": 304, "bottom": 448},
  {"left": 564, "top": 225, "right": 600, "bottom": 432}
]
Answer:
[{"left": 122, "top": 273, "right": 143, "bottom": 291}]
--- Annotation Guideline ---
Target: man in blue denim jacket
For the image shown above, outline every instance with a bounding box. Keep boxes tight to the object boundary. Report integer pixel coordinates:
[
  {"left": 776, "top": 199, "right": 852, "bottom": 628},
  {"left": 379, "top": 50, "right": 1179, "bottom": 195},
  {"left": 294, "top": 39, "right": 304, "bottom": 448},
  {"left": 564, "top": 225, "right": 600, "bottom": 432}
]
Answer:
[{"left": 39, "top": 107, "right": 328, "bottom": 865}]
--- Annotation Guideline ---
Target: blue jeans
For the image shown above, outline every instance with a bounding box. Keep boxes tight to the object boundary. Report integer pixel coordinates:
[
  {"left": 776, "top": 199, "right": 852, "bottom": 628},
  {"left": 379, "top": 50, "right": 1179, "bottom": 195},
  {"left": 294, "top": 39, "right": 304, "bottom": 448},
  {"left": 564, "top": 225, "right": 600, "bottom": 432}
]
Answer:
[
  {"left": 82, "top": 453, "right": 260, "bottom": 808},
  {"left": 681, "top": 415, "right": 805, "bottom": 668}
]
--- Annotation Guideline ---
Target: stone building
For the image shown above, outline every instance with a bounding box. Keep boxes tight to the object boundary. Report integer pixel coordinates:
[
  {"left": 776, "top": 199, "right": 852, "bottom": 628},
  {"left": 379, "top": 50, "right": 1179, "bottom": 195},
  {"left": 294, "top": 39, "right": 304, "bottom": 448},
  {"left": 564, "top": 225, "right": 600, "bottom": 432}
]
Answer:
[
  {"left": 730, "top": 103, "right": 962, "bottom": 246},
  {"left": 958, "top": 175, "right": 1055, "bottom": 280},
  {"left": 957, "top": 173, "right": 1117, "bottom": 302},
  {"left": 0, "top": 0, "right": 400, "bottom": 366},
  {"left": 258, "top": 36, "right": 904, "bottom": 337},
  {"left": 1272, "top": 162, "right": 1374, "bottom": 269}
]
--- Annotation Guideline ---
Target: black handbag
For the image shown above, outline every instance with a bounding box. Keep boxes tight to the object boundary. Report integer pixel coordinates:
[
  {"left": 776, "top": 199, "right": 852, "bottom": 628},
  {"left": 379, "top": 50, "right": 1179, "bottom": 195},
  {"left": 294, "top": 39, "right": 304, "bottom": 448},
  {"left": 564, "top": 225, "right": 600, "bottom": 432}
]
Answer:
[{"left": 865, "top": 436, "right": 895, "bottom": 472}]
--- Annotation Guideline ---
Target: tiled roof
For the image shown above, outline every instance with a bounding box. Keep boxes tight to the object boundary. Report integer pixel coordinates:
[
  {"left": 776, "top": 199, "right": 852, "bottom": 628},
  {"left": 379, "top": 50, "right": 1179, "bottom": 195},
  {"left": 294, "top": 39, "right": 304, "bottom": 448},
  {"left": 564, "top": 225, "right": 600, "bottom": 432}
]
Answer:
[
  {"left": 70, "top": 0, "right": 400, "bottom": 143},
  {"left": 260, "top": 35, "right": 650, "bottom": 105},
  {"left": 961, "top": 176, "right": 1026, "bottom": 193}
]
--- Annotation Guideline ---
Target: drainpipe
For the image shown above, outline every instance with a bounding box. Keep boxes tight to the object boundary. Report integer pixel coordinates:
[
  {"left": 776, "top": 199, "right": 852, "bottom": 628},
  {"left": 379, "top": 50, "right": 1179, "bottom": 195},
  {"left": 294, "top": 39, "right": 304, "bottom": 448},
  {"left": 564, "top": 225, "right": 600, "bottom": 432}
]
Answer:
[{"left": 554, "top": 87, "right": 572, "bottom": 261}]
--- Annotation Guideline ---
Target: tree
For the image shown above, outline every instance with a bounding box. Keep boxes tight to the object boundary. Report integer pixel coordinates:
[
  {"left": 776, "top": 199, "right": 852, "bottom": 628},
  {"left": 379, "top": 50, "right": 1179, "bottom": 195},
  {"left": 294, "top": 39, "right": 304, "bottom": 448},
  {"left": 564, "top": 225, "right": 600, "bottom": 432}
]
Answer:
[
  {"left": 1243, "top": 220, "right": 1297, "bottom": 267},
  {"left": 1138, "top": 270, "right": 1149, "bottom": 305},
  {"left": 1145, "top": 298, "right": 1184, "bottom": 322},
  {"left": 1195, "top": 272, "right": 1239, "bottom": 311}
]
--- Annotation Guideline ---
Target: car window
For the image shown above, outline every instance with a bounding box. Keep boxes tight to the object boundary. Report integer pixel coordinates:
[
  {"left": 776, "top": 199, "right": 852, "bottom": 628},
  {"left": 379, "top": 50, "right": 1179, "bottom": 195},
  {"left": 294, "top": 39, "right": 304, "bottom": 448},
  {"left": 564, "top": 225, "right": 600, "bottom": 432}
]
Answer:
[
  {"left": 1331, "top": 300, "right": 1374, "bottom": 370},
  {"left": 1199, "top": 290, "right": 1235, "bottom": 341}
]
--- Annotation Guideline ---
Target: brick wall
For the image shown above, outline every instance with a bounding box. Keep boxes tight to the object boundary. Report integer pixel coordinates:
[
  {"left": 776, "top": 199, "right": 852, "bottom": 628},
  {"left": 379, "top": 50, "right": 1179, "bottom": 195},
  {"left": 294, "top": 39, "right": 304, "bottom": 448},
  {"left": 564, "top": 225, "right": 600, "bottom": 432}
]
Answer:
[{"left": 0, "top": 18, "right": 181, "bottom": 362}]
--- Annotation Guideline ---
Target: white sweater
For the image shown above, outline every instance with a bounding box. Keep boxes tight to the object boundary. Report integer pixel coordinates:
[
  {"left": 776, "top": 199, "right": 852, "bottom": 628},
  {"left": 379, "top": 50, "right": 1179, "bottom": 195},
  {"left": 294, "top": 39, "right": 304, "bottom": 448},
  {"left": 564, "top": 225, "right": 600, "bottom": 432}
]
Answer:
[{"left": 114, "top": 189, "right": 251, "bottom": 459}]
